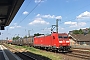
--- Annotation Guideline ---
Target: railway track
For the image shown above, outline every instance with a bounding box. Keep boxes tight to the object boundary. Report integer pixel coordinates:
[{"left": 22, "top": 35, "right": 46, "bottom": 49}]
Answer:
[
  {"left": 3, "top": 44, "right": 51, "bottom": 60},
  {"left": 32, "top": 46, "right": 90, "bottom": 60},
  {"left": 61, "top": 48, "right": 90, "bottom": 60},
  {"left": 15, "top": 52, "right": 36, "bottom": 60},
  {"left": 41, "top": 48, "right": 90, "bottom": 60},
  {"left": 37, "top": 47, "right": 90, "bottom": 60},
  {"left": 3, "top": 44, "right": 37, "bottom": 60},
  {"left": 64, "top": 52, "right": 90, "bottom": 60},
  {"left": 72, "top": 48, "right": 90, "bottom": 54},
  {"left": 4, "top": 44, "right": 90, "bottom": 60}
]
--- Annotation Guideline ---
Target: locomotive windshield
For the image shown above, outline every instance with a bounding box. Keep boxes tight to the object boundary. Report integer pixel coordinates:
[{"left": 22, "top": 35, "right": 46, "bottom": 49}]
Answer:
[
  {"left": 58, "top": 36, "right": 68, "bottom": 38},
  {"left": 63, "top": 36, "right": 68, "bottom": 38}
]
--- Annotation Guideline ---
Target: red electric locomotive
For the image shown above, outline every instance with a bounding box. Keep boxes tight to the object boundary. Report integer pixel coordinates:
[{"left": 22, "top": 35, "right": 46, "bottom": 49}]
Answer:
[{"left": 34, "top": 32, "right": 71, "bottom": 52}]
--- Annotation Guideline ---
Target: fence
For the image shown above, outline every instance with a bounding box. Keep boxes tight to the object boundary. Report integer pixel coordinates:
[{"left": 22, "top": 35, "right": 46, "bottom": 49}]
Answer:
[{"left": 71, "top": 45, "right": 90, "bottom": 49}]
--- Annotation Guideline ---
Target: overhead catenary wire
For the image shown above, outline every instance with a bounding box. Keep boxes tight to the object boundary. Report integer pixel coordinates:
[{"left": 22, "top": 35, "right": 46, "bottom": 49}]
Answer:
[
  {"left": 7, "top": 0, "right": 42, "bottom": 39},
  {"left": 14, "top": 0, "right": 32, "bottom": 23},
  {"left": 17, "top": 0, "right": 42, "bottom": 25},
  {"left": 4, "top": 0, "right": 32, "bottom": 39},
  {"left": 5, "top": 0, "right": 90, "bottom": 39}
]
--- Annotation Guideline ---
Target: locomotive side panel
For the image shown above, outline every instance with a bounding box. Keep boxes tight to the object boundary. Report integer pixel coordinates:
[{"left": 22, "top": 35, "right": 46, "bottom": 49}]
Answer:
[
  {"left": 51, "top": 33, "right": 59, "bottom": 48},
  {"left": 34, "top": 35, "right": 52, "bottom": 48},
  {"left": 44, "top": 36, "right": 52, "bottom": 47},
  {"left": 34, "top": 37, "right": 40, "bottom": 46},
  {"left": 39, "top": 37, "right": 44, "bottom": 47}
]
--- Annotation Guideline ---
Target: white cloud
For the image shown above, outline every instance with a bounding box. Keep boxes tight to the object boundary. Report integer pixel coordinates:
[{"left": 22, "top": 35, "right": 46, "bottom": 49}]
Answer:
[
  {"left": 13, "top": 23, "right": 17, "bottom": 25},
  {"left": 36, "top": 14, "right": 40, "bottom": 17},
  {"left": 64, "top": 21, "right": 77, "bottom": 25},
  {"left": 9, "top": 23, "right": 21, "bottom": 29},
  {"left": 16, "top": 26, "right": 21, "bottom": 28},
  {"left": 36, "top": 14, "right": 62, "bottom": 19},
  {"left": 70, "top": 22, "right": 86, "bottom": 27},
  {"left": 35, "top": 0, "right": 45, "bottom": 3},
  {"left": 55, "top": 16, "right": 62, "bottom": 19},
  {"left": 42, "top": 15, "right": 55, "bottom": 19},
  {"left": 9, "top": 27, "right": 15, "bottom": 29},
  {"left": 64, "top": 21, "right": 86, "bottom": 27},
  {"left": 76, "top": 11, "right": 90, "bottom": 20},
  {"left": 29, "top": 18, "right": 49, "bottom": 25},
  {"left": 78, "top": 22, "right": 86, "bottom": 27},
  {"left": 23, "top": 11, "right": 29, "bottom": 15},
  {"left": 61, "top": 27, "right": 64, "bottom": 30}
]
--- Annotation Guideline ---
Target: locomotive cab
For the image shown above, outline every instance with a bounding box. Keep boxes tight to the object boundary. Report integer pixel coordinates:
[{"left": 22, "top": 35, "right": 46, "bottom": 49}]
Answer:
[
  {"left": 51, "top": 33, "right": 71, "bottom": 52},
  {"left": 58, "top": 34, "right": 71, "bottom": 52}
]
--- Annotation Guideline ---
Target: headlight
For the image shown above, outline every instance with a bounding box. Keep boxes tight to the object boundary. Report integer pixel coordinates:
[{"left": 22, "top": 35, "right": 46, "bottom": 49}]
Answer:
[
  {"left": 66, "top": 41, "right": 69, "bottom": 43},
  {"left": 59, "top": 41, "right": 62, "bottom": 43}
]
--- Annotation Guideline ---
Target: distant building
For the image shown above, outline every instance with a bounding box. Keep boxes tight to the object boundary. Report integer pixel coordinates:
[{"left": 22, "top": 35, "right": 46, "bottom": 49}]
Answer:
[
  {"left": 69, "top": 34, "right": 90, "bottom": 46},
  {"left": 68, "top": 31, "right": 73, "bottom": 34}
]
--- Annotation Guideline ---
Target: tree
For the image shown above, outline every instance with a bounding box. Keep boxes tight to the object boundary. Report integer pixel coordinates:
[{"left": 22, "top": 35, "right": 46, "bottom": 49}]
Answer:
[
  {"left": 79, "top": 29, "right": 83, "bottom": 34},
  {"left": 23, "top": 35, "right": 28, "bottom": 38},
  {"left": 13, "top": 36, "right": 20, "bottom": 40},
  {"left": 88, "top": 28, "right": 90, "bottom": 34},
  {"left": 73, "top": 30, "right": 79, "bottom": 34}
]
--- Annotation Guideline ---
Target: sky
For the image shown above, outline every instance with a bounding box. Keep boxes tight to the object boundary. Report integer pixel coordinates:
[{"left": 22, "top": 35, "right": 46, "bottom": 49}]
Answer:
[{"left": 0, "top": 0, "right": 90, "bottom": 40}]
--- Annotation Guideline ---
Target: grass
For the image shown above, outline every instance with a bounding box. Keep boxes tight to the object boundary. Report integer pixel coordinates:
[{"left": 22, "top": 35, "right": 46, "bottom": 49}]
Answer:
[{"left": 6, "top": 44, "right": 62, "bottom": 60}]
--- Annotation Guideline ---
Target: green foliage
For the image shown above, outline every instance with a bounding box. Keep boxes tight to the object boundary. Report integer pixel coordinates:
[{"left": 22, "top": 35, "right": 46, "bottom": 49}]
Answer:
[
  {"left": 73, "top": 30, "right": 79, "bottom": 34},
  {"left": 22, "top": 46, "right": 37, "bottom": 51},
  {"left": 13, "top": 36, "right": 20, "bottom": 40},
  {"left": 88, "top": 28, "right": 90, "bottom": 34},
  {"left": 79, "top": 29, "right": 83, "bottom": 34},
  {"left": 23, "top": 35, "right": 28, "bottom": 38},
  {"left": 72, "top": 28, "right": 90, "bottom": 34},
  {"left": 7, "top": 44, "right": 62, "bottom": 60}
]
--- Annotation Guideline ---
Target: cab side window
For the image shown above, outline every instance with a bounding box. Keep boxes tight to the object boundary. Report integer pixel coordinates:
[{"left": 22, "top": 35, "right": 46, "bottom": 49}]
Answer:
[{"left": 58, "top": 36, "right": 62, "bottom": 38}]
